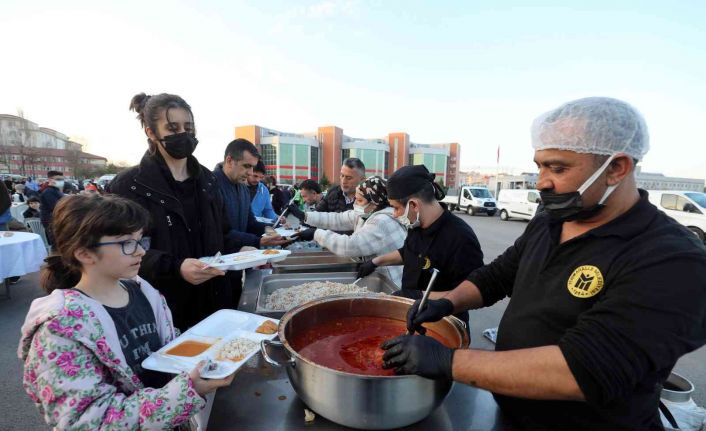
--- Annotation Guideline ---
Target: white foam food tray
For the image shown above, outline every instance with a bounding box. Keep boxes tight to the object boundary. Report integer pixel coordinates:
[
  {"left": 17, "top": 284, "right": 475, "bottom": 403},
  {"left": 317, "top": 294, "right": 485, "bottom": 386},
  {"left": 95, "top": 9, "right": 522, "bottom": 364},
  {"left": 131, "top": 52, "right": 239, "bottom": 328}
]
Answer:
[
  {"left": 274, "top": 227, "right": 300, "bottom": 238},
  {"left": 142, "top": 309, "right": 279, "bottom": 379},
  {"left": 198, "top": 249, "right": 291, "bottom": 271}
]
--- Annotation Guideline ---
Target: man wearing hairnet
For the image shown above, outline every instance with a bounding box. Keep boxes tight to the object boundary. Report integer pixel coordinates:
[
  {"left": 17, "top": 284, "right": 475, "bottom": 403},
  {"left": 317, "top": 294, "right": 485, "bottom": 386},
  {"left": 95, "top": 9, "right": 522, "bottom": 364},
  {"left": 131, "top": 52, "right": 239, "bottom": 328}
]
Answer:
[{"left": 381, "top": 97, "right": 706, "bottom": 430}]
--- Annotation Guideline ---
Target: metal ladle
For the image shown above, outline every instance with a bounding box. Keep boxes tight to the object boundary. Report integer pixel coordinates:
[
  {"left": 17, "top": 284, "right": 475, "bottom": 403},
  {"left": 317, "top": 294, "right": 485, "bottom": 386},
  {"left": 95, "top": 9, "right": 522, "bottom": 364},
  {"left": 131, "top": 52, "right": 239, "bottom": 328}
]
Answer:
[
  {"left": 272, "top": 196, "right": 297, "bottom": 229},
  {"left": 408, "top": 268, "right": 440, "bottom": 335}
]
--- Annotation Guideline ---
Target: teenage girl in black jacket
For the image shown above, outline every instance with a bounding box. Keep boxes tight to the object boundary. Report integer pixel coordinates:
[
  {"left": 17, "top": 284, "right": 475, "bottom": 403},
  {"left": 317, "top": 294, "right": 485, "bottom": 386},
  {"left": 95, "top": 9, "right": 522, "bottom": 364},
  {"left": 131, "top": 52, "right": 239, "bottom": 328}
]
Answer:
[{"left": 110, "top": 93, "right": 239, "bottom": 330}]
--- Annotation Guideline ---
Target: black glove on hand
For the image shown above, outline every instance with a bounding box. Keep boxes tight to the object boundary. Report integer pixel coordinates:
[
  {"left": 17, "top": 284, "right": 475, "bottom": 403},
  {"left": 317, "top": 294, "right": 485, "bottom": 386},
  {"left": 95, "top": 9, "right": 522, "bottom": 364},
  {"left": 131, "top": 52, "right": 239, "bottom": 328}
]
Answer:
[
  {"left": 356, "top": 261, "right": 377, "bottom": 279},
  {"left": 294, "top": 227, "right": 316, "bottom": 242},
  {"left": 287, "top": 203, "right": 306, "bottom": 222},
  {"left": 406, "top": 298, "right": 454, "bottom": 335},
  {"left": 381, "top": 335, "right": 455, "bottom": 380}
]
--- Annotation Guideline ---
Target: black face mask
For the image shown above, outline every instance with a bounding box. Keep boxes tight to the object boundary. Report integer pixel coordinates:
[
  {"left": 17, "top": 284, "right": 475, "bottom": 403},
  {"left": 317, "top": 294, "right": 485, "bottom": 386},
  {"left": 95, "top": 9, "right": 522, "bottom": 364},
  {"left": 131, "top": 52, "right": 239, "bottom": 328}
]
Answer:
[
  {"left": 159, "top": 132, "right": 198, "bottom": 159},
  {"left": 539, "top": 190, "right": 606, "bottom": 222},
  {"left": 539, "top": 155, "right": 618, "bottom": 222}
]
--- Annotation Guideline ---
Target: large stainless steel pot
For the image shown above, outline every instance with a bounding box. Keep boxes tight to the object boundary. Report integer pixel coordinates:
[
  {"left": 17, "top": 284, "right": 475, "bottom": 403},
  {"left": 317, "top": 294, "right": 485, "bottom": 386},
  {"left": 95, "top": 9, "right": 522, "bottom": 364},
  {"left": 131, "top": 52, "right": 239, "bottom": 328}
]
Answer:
[{"left": 260, "top": 294, "right": 470, "bottom": 430}]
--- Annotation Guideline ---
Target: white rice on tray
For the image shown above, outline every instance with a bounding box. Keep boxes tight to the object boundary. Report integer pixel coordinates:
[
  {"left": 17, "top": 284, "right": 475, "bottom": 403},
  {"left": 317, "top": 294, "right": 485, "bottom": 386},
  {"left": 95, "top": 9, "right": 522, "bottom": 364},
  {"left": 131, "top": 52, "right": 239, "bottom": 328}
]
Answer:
[
  {"left": 265, "top": 281, "right": 376, "bottom": 311},
  {"left": 215, "top": 338, "right": 259, "bottom": 362}
]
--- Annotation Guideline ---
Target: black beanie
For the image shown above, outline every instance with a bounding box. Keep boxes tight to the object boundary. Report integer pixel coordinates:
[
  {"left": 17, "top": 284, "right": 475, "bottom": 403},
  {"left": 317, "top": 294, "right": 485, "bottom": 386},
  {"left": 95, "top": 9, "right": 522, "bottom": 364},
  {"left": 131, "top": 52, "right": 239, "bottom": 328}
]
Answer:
[{"left": 387, "top": 165, "right": 445, "bottom": 201}]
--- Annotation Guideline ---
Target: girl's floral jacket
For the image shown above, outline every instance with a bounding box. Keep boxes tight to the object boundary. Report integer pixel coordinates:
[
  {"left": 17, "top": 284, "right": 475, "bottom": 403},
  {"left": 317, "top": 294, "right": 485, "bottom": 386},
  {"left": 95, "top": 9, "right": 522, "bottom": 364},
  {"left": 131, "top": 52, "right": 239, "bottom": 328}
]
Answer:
[{"left": 17, "top": 277, "right": 206, "bottom": 430}]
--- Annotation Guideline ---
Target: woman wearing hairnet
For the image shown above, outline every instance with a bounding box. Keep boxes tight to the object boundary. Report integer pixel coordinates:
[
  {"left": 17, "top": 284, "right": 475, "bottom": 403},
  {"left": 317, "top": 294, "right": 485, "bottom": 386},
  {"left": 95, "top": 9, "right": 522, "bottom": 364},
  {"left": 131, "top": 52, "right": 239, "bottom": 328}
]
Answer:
[{"left": 380, "top": 97, "right": 706, "bottom": 430}]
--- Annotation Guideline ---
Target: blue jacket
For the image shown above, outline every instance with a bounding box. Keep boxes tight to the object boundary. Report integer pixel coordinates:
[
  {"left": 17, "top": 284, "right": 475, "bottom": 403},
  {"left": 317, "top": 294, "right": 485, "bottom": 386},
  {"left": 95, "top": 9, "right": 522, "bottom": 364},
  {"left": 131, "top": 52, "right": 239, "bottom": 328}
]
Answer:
[
  {"left": 0, "top": 208, "right": 11, "bottom": 225},
  {"left": 250, "top": 182, "right": 277, "bottom": 220},
  {"left": 213, "top": 164, "right": 265, "bottom": 249}
]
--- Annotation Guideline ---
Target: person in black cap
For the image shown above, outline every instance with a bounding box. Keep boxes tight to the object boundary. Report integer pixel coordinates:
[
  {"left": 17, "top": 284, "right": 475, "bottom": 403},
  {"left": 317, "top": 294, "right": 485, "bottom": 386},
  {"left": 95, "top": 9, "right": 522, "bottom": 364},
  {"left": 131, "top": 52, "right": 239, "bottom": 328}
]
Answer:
[{"left": 356, "top": 165, "right": 484, "bottom": 326}]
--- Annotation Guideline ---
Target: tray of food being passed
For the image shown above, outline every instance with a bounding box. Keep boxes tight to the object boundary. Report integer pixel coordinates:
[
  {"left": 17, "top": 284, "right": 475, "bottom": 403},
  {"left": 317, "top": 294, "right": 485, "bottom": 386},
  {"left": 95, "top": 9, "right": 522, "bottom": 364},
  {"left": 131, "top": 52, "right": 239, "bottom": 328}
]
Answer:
[
  {"left": 142, "top": 309, "right": 279, "bottom": 379},
  {"left": 198, "top": 249, "right": 291, "bottom": 271}
]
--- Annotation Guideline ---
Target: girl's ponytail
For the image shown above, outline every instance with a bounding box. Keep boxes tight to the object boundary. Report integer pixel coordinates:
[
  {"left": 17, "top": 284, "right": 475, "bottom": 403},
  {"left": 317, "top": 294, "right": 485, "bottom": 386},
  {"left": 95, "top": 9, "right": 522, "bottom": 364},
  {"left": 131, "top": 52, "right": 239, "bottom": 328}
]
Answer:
[{"left": 40, "top": 255, "right": 81, "bottom": 293}]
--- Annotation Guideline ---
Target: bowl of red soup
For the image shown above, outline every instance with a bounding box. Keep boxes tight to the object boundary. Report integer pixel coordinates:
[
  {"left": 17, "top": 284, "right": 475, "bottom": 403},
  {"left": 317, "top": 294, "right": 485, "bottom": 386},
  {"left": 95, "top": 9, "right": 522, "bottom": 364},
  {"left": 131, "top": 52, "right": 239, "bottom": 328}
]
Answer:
[{"left": 261, "top": 294, "right": 469, "bottom": 430}]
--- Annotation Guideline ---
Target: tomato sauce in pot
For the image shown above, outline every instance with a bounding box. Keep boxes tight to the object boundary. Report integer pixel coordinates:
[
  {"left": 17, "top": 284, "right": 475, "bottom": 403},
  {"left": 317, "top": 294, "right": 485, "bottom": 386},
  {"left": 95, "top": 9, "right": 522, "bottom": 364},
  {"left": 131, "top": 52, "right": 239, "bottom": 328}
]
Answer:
[{"left": 290, "top": 316, "right": 453, "bottom": 376}]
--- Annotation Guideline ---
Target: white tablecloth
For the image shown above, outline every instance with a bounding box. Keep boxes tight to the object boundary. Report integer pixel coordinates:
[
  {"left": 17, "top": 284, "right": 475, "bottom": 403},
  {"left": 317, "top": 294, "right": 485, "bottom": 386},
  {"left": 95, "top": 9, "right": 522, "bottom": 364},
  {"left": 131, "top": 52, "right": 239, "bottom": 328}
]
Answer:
[
  {"left": 10, "top": 202, "right": 28, "bottom": 223},
  {"left": 0, "top": 232, "right": 47, "bottom": 279}
]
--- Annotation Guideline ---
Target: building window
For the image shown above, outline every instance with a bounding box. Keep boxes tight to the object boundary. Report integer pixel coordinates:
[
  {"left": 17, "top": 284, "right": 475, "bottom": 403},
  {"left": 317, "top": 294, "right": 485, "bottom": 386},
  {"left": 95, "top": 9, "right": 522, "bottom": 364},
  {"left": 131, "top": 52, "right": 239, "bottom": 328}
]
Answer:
[
  {"left": 310, "top": 146, "right": 319, "bottom": 180},
  {"left": 384, "top": 151, "right": 390, "bottom": 177},
  {"left": 294, "top": 144, "right": 309, "bottom": 182},
  {"left": 261, "top": 144, "right": 277, "bottom": 176},
  {"left": 342, "top": 149, "right": 351, "bottom": 162},
  {"left": 278, "top": 144, "right": 294, "bottom": 185}
]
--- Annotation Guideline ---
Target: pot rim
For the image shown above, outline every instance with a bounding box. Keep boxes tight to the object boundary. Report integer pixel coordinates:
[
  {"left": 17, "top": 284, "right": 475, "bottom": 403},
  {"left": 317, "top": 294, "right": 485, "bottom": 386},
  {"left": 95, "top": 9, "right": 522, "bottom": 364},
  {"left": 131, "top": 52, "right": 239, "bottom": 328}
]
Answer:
[{"left": 276, "top": 293, "right": 470, "bottom": 380}]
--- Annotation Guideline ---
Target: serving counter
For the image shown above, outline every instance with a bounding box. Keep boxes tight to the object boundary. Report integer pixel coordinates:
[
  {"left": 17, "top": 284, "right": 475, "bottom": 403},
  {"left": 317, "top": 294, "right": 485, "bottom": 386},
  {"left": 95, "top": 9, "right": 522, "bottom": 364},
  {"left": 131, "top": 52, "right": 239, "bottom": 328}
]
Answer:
[{"left": 208, "top": 269, "right": 519, "bottom": 430}]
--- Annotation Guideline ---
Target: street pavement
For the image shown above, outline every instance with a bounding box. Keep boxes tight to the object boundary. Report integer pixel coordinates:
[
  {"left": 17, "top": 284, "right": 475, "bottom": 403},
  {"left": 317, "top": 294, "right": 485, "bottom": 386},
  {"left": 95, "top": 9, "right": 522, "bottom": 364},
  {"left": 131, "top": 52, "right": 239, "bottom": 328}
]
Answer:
[{"left": 0, "top": 212, "right": 704, "bottom": 430}]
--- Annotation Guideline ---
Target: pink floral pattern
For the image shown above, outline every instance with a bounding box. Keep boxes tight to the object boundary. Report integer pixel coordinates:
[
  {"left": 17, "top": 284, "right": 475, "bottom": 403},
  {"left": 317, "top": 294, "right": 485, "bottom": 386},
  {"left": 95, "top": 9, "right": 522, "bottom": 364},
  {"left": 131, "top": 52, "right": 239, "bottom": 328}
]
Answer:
[
  {"left": 19, "top": 282, "right": 205, "bottom": 429},
  {"left": 104, "top": 406, "right": 125, "bottom": 424}
]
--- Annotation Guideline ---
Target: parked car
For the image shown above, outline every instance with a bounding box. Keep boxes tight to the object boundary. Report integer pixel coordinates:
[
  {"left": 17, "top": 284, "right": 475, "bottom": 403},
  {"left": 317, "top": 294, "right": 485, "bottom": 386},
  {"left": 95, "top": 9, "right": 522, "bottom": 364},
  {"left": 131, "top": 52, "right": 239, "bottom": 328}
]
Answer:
[
  {"left": 647, "top": 190, "right": 706, "bottom": 243},
  {"left": 442, "top": 186, "right": 497, "bottom": 216},
  {"left": 497, "top": 189, "right": 541, "bottom": 221}
]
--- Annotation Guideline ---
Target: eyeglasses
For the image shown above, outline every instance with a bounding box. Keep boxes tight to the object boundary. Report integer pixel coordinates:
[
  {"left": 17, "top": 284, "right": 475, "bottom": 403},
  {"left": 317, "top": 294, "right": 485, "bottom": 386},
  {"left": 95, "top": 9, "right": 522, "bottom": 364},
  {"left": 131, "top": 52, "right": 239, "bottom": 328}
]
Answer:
[{"left": 94, "top": 237, "right": 151, "bottom": 255}]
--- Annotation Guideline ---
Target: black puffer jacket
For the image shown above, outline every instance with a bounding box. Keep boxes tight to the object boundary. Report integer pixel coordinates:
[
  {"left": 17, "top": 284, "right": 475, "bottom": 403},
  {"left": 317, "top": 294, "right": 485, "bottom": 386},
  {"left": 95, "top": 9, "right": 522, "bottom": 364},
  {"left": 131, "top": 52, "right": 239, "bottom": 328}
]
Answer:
[
  {"left": 315, "top": 185, "right": 353, "bottom": 213},
  {"left": 109, "top": 152, "right": 239, "bottom": 330},
  {"left": 0, "top": 181, "right": 9, "bottom": 214}
]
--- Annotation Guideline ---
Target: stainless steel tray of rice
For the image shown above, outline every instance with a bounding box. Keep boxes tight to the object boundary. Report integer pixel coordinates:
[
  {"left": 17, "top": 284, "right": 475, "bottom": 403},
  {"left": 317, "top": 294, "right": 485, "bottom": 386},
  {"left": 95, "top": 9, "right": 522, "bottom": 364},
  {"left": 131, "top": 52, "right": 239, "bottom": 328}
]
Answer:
[{"left": 255, "top": 272, "right": 398, "bottom": 317}]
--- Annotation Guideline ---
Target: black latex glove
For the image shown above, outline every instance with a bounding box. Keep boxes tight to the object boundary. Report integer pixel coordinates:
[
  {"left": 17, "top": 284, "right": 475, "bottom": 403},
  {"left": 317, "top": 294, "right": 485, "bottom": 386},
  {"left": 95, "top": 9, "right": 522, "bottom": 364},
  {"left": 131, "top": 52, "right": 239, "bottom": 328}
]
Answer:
[
  {"left": 287, "top": 203, "right": 306, "bottom": 222},
  {"left": 293, "top": 227, "right": 316, "bottom": 242},
  {"left": 356, "top": 261, "right": 377, "bottom": 279},
  {"left": 406, "top": 298, "right": 454, "bottom": 335},
  {"left": 381, "top": 335, "right": 455, "bottom": 380}
]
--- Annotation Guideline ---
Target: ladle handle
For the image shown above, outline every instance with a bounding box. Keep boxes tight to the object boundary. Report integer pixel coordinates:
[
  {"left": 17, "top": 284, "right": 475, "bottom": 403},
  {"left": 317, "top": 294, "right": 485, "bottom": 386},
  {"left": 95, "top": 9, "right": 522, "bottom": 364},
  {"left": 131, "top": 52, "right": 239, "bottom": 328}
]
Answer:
[
  {"left": 417, "top": 268, "right": 440, "bottom": 314},
  {"left": 408, "top": 268, "right": 440, "bottom": 335},
  {"left": 272, "top": 197, "right": 297, "bottom": 229}
]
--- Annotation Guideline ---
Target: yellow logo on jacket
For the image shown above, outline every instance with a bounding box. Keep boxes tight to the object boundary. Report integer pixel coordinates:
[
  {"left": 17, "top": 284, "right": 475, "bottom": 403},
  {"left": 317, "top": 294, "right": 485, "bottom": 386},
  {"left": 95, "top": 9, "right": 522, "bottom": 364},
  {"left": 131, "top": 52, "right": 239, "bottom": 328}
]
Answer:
[
  {"left": 567, "top": 265, "right": 604, "bottom": 298},
  {"left": 422, "top": 256, "right": 431, "bottom": 270}
]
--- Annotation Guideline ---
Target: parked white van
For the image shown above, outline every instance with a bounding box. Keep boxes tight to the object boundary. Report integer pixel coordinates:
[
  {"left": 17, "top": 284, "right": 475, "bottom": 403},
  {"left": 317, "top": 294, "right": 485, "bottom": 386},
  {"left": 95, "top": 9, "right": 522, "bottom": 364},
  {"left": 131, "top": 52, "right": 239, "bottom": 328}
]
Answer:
[
  {"left": 442, "top": 186, "right": 497, "bottom": 216},
  {"left": 497, "top": 189, "right": 541, "bottom": 221},
  {"left": 647, "top": 190, "right": 706, "bottom": 243}
]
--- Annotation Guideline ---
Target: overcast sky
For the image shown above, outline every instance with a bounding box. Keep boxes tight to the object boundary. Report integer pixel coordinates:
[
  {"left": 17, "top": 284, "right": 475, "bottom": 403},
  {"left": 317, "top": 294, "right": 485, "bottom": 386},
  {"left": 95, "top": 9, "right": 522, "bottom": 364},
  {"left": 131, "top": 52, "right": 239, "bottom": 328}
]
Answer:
[{"left": 1, "top": 0, "right": 705, "bottom": 178}]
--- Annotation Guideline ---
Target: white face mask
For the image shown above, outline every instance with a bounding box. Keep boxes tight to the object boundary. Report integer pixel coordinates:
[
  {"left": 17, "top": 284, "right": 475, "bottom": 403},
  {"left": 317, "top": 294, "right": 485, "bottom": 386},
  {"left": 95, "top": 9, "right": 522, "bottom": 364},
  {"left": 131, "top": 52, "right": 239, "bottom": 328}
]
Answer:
[
  {"left": 353, "top": 202, "right": 370, "bottom": 216},
  {"left": 397, "top": 201, "right": 421, "bottom": 230},
  {"left": 53, "top": 180, "right": 65, "bottom": 190}
]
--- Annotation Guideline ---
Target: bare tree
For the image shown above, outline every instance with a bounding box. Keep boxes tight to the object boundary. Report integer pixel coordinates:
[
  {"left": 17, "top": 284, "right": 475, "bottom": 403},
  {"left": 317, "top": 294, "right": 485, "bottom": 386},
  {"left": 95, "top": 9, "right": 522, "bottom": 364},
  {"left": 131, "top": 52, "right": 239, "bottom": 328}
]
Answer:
[
  {"left": 15, "top": 108, "right": 41, "bottom": 177},
  {"left": 0, "top": 122, "right": 12, "bottom": 173},
  {"left": 65, "top": 146, "right": 79, "bottom": 178}
]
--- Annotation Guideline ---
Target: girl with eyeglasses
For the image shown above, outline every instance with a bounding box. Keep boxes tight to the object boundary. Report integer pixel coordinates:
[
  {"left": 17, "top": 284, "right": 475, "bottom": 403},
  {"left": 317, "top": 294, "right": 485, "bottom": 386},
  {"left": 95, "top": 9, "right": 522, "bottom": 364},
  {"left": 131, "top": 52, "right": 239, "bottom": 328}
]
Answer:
[{"left": 18, "top": 194, "right": 234, "bottom": 430}]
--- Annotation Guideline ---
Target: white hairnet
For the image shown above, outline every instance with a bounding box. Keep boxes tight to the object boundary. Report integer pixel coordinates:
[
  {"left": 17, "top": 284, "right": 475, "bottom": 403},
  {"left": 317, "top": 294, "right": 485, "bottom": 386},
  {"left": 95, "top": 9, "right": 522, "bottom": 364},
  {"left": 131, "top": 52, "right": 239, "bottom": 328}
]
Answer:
[{"left": 531, "top": 97, "right": 649, "bottom": 160}]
